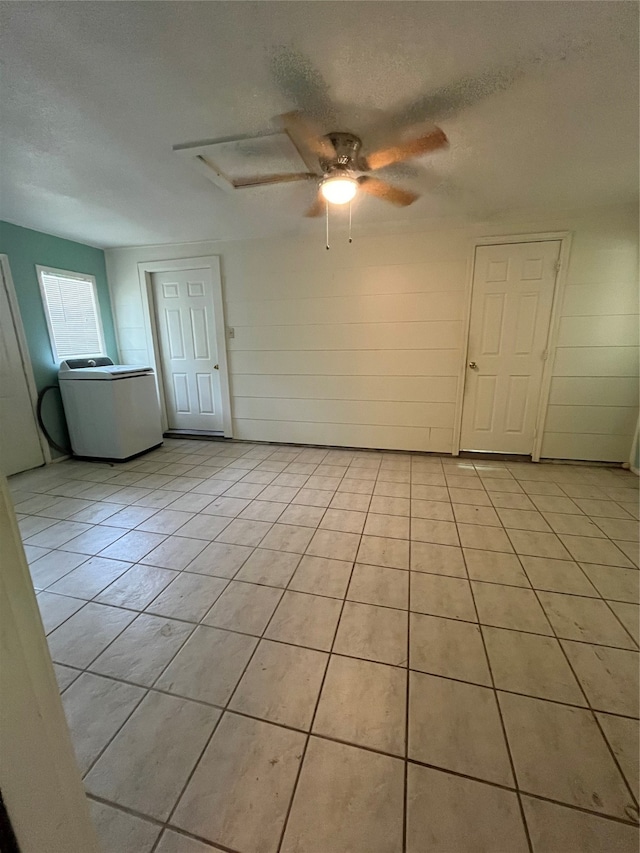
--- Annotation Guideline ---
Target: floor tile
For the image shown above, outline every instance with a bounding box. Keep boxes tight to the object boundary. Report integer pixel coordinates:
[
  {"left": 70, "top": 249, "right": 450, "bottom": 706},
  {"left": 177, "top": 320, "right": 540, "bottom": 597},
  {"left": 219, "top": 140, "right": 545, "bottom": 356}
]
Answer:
[
  {"left": 53, "top": 662, "right": 80, "bottom": 692},
  {"left": 499, "top": 692, "right": 633, "bottom": 818},
  {"left": 489, "top": 492, "right": 536, "bottom": 510},
  {"left": 145, "top": 573, "right": 228, "bottom": 622},
  {"left": 200, "top": 494, "right": 251, "bottom": 515},
  {"left": 520, "top": 555, "right": 598, "bottom": 596},
  {"left": 85, "top": 691, "right": 220, "bottom": 821},
  {"left": 139, "top": 535, "right": 209, "bottom": 570},
  {"left": 357, "top": 535, "right": 409, "bottom": 569},
  {"left": 593, "top": 516, "right": 639, "bottom": 542},
  {"left": 59, "top": 524, "right": 128, "bottom": 555},
  {"left": 102, "top": 505, "right": 159, "bottom": 529},
  {"left": 329, "top": 490, "right": 370, "bottom": 511},
  {"left": 259, "top": 522, "right": 314, "bottom": 553},
  {"left": 409, "top": 671, "right": 513, "bottom": 785},
  {"left": 25, "top": 519, "right": 92, "bottom": 548},
  {"left": 47, "top": 602, "right": 136, "bottom": 667},
  {"left": 306, "top": 528, "right": 360, "bottom": 561},
  {"left": 575, "top": 498, "right": 635, "bottom": 518},
  {"left": 464, "top": 548, "right": 530, "bottom": 587},
  {"left": 287, "top": 554, "right": 352, "bottom": 598},
  {"left": 234, "top": 547, "right": 301, "bottom": 587},
  {"left": 542, "top": 512, "right": 605, "bottom": 537},
  {"left": 136, "top": 509, "right": 195, "bottom": 535},
  {"left": 319, "top": 508, "right": 366, "bottom": 534},
  {"left": 333, "top": 601, "right": 408, "bottom": 665},
  {"left": 531, "top": 495, "right": 583, "bottom": 514},
  {"left": 61, "top": 673, "right": 144, "bottom": 773},
  {"left": 258, "top": 484, "right": 300, "bottom": 503},
  {"left": 277, "top": 503, "right": 324, "bottom": 527},
  {"left": 165, "top": 492, "right": 216, "bottom": 513},
  {"left": 156, "top": 625, "right": 257, "bottom": 705},
  {"left": 538, "top": 592, "right": 637, "bottom": 648},
  {"left": 453, "top": 504, "right": 502, "bottom": 527},
  {"left": 98, "top": 529, "right": 167, "bottom": 562},
  {"left": 203, "top": 581, "right": 282, "bottom": 635},
  {"left": 449, "top": 487, "right": 491, "bottom": 506},
  {"left": 281, "top": 737, "right": 404, "bottom": 853},
  {"left": 363, "top": 512, "right": 410, "bottom": 539},
  {"left": 184, "top": 541, "right": 253, "bottom": 577},
  {"left": 412, "top": 517, "right": 459, "bottom": 546},
  {"left": 293, "top": 488, "right": 333, "bottom": 508},
  {"left": 580, "top": 563, "right": 640, "bottom": 603},
  {"left": 561, "top": 641, "right": 639, "bottom": 716},
  {"left": 171, "top": 514, "right": 231, "bottom": 540},
  {"left": 613, "top": 539, "right": 639, "bottom": 568},
  {"left": 411, "top": 573, "right": 477, "bottom": 621},
  {"left": 472, "top": 582, "right": 552, "bottom": 634},
  {"left": 609, "top": 601, "right": 639, "bottom": 644},
  {"left": 29, "top": 549, "right": 89, "bottom": 589},
  {"left": 559, "top": 535, "right": 633, "bottom": 568},
  {"left": 406, "top": 764, "right": 528, "bottom": 853},
  {"left": 47, "top": 556, "right": 132, "bottom": 599},
  {"left": 375, "top": 479, "right": 410, "bottom": 496},
  {"left": 173, "top": 712, "right": 304, "bottom": 853},
  {"left": 368, "top": 495, "right": 410, "bottom": 516},
  {"left": 410, "top": 541, "right": 466, "bottom": 576},
  {"left": 313, "top": 654, "right": 406, "bottom": 754},
  {"left": 89, "top": 800, "right": 160, "bottom": 853},
  {"left": 229, "top": 639, "right": 327, "bottom": 729},
  {"left": 506, "top": 528, "right": 571, "bottom": 559},
  {"left": 411, "top": 499, "right": 454, "bottom": 521},
  {"left": 155, "top": 829, "right": 225, "bottom": 852},
  {"left": 96, "top": 565, "right": 178, "bottom": 610},
  {"left": 483, "top": 627, "right": 584, "bottom": 704},
  {"left": 596, "top": 712, "right": 639, "bottom": 800},
  {"left": 522, "top": 795, "right": 639, "bottom": 853},
  {"left": 91, "top": 614, "right": 193, "bottom": 686},
  {"left": 410, "top": 612, "right": 491, "bottom": 685},
  {"left": 458, "top": 523, "right": 514, "bottom": 552},
  {"left": 37, "top": 591, "right": 85, "bottom": 633},
  {"left": 265, "top": 590, "right": 342, "bottom": 651},
  {"left": 347, "top": 563, "right": 409, "bottom": 609}
]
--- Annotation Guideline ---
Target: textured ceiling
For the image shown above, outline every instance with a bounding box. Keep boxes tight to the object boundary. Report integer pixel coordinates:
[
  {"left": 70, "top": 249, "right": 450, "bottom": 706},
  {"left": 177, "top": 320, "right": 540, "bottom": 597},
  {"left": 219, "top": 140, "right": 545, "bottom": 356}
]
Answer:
[{"left": 0, "top": 1, "right": 638, "bottom": 248}]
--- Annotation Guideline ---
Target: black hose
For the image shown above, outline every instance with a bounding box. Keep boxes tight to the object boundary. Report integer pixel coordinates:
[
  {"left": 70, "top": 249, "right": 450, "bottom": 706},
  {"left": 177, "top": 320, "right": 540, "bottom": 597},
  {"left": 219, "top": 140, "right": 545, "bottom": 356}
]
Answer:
[{"left": 36, "top": 385, "right": 72, "bottom": 456}]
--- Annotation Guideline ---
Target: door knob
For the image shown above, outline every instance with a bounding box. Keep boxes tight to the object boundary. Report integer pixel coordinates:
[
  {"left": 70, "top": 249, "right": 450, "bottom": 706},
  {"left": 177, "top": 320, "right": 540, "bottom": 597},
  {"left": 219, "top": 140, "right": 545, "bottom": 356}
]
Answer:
[
  {"left": 468, "top": 361, "right": 478, "bottom": 369},
  {"left": 214, "top": 364, "right": 219, "bottom": 370}
]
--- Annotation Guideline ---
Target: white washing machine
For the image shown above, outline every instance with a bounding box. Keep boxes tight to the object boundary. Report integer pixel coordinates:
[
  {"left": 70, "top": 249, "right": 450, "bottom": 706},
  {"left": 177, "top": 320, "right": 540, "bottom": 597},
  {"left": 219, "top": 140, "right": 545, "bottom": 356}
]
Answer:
[{"left": 58, "top": 357, "right": 163, "bottom": 461}]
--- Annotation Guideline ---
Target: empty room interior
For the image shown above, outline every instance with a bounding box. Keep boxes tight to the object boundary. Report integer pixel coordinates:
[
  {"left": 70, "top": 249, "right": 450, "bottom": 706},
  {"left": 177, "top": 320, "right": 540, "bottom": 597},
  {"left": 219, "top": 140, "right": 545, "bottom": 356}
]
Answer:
[{"left": 1, "top": 2, "right": 639, "bottom": 852}]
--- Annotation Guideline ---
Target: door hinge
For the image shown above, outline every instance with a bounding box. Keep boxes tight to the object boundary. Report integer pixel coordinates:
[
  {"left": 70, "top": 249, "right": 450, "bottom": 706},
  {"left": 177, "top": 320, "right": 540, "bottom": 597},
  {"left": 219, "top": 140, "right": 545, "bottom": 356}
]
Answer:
[
  {"left": 542, "top": 349, "right": 549, "bottom": 361},
  {"left": 554, "top": 259, "right": 561, "bottom": 274}
]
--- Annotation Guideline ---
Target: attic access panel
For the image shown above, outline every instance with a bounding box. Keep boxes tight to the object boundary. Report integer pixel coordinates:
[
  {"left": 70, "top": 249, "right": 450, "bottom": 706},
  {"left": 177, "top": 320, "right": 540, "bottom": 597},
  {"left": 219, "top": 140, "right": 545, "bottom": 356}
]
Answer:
[{"left": 174, "top": 132, "right": 313, "bottom": 191}]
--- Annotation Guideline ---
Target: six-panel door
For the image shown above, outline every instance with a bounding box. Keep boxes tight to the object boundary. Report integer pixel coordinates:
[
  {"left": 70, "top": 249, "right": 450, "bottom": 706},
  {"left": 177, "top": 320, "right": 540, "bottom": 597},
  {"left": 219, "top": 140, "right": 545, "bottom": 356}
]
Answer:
[
  {"left": 460, "top": 240, "right": 561, "bottom": 455},
  {"left": 152, "top": 268, "right": 223, "bottom": 431}
]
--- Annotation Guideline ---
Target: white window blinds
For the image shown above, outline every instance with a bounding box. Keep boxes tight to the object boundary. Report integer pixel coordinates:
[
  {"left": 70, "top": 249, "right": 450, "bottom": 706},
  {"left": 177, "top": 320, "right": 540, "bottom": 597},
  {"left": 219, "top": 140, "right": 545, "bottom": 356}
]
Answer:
[{"left": 37, "top": 268, "right": 106, "bottom": 361}]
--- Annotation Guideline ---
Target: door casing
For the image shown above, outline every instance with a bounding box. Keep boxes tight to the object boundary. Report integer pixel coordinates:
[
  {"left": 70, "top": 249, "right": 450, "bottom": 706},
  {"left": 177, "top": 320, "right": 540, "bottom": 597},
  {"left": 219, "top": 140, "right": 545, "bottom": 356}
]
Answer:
[
  {"left": 452, "top": 232, "right": 572, "bottom": 462},
  {"left": 137, "top": 256, "right": 233, "bottom": 437},
  {"left": 0, "top": 255, "right": 50, "bottom": 468}
]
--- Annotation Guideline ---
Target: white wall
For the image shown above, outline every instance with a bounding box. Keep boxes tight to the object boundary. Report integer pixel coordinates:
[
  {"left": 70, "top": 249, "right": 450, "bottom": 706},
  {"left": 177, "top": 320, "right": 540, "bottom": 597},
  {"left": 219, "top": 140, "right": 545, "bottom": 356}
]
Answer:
[{"left": 106, "top": 203, "right": 638, "bottom": 462}]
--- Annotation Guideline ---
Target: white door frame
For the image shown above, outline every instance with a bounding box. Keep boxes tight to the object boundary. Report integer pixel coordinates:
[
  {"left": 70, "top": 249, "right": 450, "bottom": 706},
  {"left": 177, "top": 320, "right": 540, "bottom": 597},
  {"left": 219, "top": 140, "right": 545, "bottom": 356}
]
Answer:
[
  {"left": 452, "top": 231, "right": 573, "bottom": 462},
  {"left": 137, "top": 256, "right": 233, "bottom": 437},
  {"left": 0, "top": 254, "right": 51, "bottom": 466}
]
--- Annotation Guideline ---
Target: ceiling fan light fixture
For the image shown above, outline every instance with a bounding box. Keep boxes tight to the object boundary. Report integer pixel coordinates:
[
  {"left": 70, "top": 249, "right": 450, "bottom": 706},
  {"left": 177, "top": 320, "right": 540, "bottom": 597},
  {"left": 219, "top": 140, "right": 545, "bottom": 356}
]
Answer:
[{"left": 320, "top": 174, "right": 358, "bottom": 205}]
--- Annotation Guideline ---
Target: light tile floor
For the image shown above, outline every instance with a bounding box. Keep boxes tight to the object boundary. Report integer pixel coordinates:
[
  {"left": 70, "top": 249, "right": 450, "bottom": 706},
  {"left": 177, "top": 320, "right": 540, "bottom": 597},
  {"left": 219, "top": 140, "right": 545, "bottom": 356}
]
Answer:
[{"left": 10, "top": 438, "right": 640, "bottom": 853}]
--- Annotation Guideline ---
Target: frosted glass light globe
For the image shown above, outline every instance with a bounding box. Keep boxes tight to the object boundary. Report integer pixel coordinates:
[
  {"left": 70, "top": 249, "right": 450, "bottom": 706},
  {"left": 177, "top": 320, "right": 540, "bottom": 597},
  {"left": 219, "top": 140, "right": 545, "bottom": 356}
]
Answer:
[{"left": 320, "top": 175, "right": 358, "bottom": 205}]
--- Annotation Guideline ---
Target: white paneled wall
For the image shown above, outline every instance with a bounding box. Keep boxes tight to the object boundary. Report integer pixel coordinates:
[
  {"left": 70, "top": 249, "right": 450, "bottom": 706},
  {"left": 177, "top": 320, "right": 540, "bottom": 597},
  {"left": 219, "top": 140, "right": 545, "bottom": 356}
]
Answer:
[{"left": 106, "top": 203, "right": 638, "bottom": 461}]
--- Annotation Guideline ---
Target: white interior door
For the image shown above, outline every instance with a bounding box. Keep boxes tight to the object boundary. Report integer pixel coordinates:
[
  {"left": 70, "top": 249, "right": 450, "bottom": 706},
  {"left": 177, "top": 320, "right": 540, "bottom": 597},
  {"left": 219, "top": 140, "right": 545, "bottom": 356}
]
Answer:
[
  {"left": 460, "top": 240, "right": 561, "bottom": 454},
  {"left": 152, "top": 268, "right": 224, "bottom": 431},
  {"left": 0, "top": 259, "right": 45, "bottom": 475}
]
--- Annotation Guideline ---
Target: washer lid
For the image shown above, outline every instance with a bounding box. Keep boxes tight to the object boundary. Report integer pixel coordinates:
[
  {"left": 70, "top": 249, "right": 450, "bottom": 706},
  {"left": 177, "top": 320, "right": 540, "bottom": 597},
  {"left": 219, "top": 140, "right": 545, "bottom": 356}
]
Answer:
[{"left": 59, "top": 359, "right": 153, "bottom": 380}]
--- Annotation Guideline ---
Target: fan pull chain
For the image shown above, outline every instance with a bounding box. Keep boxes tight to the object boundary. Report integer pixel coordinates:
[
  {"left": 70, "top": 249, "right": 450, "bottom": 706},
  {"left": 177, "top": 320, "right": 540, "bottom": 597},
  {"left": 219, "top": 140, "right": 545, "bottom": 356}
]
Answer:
[
  {"left": 348, "top": 200, "right": 353, "bottom": 243},
  {"left": 325, "top": 200, "right": 330, "bottom": 250}
]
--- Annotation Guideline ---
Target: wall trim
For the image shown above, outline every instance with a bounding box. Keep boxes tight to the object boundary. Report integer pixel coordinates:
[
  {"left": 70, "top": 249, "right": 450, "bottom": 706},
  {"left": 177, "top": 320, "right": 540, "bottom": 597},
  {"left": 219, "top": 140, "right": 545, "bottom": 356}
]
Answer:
[
  {"left": 451, "top": 231, "right": 573, "bottom": 461},
  {"left": 0, "top": 255, "right": 51, "bottom": 466},
  {"left": 136, "top": 256, "right": 233, "bottom": 438}
]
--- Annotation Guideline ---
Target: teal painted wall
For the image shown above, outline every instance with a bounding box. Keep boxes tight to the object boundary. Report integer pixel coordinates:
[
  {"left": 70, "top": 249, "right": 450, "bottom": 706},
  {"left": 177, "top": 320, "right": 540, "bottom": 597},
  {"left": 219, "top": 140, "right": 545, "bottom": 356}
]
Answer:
[{"left": 0, "top": 221, "right": 118, "bottom": 455}]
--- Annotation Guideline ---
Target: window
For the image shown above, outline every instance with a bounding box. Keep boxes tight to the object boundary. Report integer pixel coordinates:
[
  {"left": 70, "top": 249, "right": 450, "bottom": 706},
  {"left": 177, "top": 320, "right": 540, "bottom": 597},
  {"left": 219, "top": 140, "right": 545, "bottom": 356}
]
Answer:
[{"left": 36, "top": 266, "right": 106, "bottom": 361}]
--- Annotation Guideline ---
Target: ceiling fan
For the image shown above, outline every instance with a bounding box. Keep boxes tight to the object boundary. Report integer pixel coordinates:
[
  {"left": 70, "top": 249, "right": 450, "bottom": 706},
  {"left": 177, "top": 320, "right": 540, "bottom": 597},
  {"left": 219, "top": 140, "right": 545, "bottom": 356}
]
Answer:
[{"left": 277, "top": 111, "right": 448, "bottom": 217}]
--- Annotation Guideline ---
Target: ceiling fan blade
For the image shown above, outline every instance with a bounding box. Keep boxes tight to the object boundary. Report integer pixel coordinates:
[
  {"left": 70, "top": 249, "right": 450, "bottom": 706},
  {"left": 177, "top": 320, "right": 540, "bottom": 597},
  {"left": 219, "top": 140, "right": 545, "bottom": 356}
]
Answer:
[
  {"left": 280, "top": 111, "right": 335, "bottom": 168},
  {"left": 304, "top": 193, "right": 326, "bottom": 218},
  {"left": 363, "top": 127, "right": 448, "bottom": 172},
  {"left": 358, "top": 176, "right": 418, "bottom": 207},
  {"left": 232, "top": 173, "right": 316, "bottom": 188}
]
